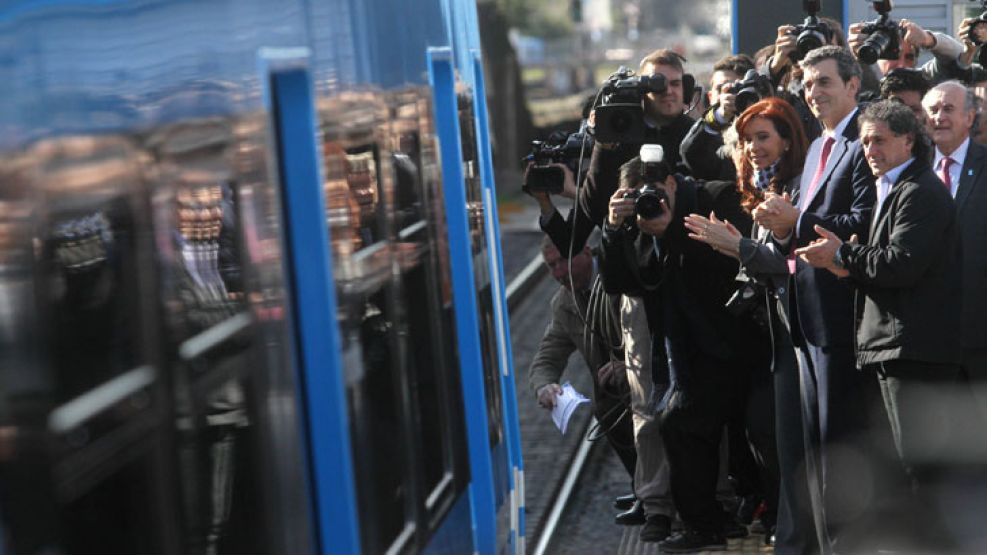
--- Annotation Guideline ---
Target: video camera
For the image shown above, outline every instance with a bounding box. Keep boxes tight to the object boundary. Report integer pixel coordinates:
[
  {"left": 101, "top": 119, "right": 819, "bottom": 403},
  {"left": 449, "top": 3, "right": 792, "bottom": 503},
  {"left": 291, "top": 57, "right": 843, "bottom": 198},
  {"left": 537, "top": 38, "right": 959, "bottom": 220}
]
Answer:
[
  {"left": 593, "top": 67, "right": 669, "bottom": 144},
  {"left": 726, "top": 70, "right": 774, "bottom": 115},
  {"left": 521, "top": 127, "right": 593, "bottom": 195},
  {"left": 622, "top": 145, "right": 670, "bottom": 220},
  {"left": 787, "top": 0, "right": 834, "bottom": 61},
  {"left": 856, "top": 0, "right": 900, "bottom": 65}
]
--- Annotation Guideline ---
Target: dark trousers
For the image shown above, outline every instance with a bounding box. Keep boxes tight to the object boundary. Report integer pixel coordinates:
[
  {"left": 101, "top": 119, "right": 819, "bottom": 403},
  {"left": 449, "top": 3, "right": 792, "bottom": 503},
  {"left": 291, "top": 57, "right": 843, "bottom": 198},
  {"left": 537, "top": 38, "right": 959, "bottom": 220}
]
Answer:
[
  {"left": 797, "top": 343, "right": 899, "bottom": 554},
  {"left": 659, "top": 351, "right": 749, "bottom": 536},
  {"left": 739, "top": 364, "right": 780, "bottom": 529},
  {"left": 960, "top": 349, "right": 987, "bottom": 421},
  {"left": 874, "top": 359, "right": 987, "bottom": 549},
  {"left": 772, "top": 332, "right": 820, "bottom": 555}
]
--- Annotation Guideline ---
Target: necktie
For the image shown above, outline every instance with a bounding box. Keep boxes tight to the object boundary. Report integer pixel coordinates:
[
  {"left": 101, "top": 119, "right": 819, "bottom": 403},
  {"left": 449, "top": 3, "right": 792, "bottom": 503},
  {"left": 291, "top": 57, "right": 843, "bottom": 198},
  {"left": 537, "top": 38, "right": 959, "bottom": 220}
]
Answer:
[
  {"left": 788, "top": 136, "right": 835, "bottom": 274},
  {"left": 938, "top": 157, "right": 954, "bottom": 191}
]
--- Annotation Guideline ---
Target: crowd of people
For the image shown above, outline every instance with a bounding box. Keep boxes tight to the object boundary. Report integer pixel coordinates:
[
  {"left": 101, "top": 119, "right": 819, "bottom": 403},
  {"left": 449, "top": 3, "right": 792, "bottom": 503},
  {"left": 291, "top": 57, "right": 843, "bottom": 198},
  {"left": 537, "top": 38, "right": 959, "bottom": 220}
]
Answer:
[{"left": 526, "top": 12, "right": 987, "bottom": 555}]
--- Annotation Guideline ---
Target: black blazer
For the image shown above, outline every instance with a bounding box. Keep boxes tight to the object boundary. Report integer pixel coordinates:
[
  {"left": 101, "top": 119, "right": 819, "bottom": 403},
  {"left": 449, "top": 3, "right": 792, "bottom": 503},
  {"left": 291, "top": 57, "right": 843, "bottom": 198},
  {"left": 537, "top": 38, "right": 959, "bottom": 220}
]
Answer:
[
  {"left": 841, "top": 159, "right": 961, "bottom": 366},
  {"left": 782, "top": 110, "right": 876, "bottom": 348},
  {"left": 600, "top": 177, "right": 761, "bottom": 371},
  {"left": 954, "top": 142, "right": 987, "bottom": 350}
]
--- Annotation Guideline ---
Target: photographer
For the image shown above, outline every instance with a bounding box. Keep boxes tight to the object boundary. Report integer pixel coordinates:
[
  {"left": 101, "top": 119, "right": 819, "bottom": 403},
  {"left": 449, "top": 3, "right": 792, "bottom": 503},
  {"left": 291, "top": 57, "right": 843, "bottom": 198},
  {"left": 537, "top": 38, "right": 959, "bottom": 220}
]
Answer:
[
  {"left": 528, "top": 237, "right": 640, "bottom": 524},
  {"left": 600, "top": 151, "right": 766, "bottom": 552},
  {"left": 847, "top": 11, "right": 963, "bottom": 85},
  {"left": 533, "top": 49, "right": 695, "bottom": 260},
  {"left": 680, "top": 54, "right": 760, "bottom": 181}
]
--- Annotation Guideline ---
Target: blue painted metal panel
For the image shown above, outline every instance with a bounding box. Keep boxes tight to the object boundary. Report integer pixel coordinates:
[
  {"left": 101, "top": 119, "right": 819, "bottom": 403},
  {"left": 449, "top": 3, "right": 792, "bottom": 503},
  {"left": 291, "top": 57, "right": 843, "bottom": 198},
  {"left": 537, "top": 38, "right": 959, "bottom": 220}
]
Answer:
[
  {"left": 422, "top": 490, "right": 475, "bottom": 555},
  {"left": 469, "top": 50, "right": 526, "bottom": 553},
  {"left": 258, "top": 50, "right": 362, "bottom": 555},
  {"left": 427, "top": 45, "right": 496, "bottom": 555}
]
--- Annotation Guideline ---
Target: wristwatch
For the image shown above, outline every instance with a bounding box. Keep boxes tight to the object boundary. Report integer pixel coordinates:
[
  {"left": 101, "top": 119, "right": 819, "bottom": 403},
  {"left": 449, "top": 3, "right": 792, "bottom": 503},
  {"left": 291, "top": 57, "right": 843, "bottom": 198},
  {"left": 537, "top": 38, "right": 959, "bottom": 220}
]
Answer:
[{"left": 833, "top": 243, "right": 848, "bottom": 269}]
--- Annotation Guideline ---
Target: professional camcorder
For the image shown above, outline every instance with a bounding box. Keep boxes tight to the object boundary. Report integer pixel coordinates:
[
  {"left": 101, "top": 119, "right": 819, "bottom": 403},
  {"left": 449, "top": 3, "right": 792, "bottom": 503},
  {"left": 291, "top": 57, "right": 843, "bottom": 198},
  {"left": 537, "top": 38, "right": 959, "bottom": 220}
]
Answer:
[
  {"left": 727, "top": 70, "right": 775, "bottom": 115},
  {"left": 594, "top": 67, "right": 669, "bottom": 144},
  {"left": 622, "top": 145, "right": 670, "bottom": 220},
  {"left": 521, "top": 128, "right": 593, "bottom": 194},
  {"left": 856, "top": 0, "right": 900, "bottom": 65},
  {"left": 787, "top": 0, "right": 834, "bottom": 61}
]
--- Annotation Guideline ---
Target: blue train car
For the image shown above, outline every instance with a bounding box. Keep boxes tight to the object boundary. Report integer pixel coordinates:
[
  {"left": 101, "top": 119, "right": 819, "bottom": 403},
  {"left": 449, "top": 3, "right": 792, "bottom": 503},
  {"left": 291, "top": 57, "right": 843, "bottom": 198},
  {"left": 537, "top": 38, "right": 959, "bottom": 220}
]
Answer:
[{"left": 0, "top": 1, "right": 522, "bottom": 553}]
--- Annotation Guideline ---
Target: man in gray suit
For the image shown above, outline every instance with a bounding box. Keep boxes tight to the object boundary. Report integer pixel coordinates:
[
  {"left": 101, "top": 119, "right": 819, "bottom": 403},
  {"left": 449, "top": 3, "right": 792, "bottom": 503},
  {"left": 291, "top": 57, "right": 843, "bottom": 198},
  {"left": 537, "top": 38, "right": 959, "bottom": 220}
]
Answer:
[{"left": 923, "top": 81, "right": 987, "bottom": 415}]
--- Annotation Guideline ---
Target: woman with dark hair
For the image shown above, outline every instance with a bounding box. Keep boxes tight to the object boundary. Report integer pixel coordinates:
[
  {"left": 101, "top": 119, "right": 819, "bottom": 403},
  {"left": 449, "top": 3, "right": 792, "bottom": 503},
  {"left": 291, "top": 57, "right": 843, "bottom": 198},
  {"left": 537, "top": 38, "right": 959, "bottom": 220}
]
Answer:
[{"left": 684, "top": 97, "right": 823, "bottom": 554}]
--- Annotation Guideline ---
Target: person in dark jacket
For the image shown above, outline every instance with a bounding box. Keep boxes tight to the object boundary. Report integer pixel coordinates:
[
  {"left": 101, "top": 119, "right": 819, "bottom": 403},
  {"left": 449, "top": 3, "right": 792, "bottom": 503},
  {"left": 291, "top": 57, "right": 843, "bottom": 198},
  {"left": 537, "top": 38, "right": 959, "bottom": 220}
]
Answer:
[
  {"left": 797, "top": 100, "right": 968, "bottom": 549},
  {"left": 685, "top": 97, "right": 825, "bottom": 554},
  {"left": 600, "top": 156, "right": 763, "bottom": 552},
  {"left": 532, "top": 48, "right": 694, "bottom": 259}
]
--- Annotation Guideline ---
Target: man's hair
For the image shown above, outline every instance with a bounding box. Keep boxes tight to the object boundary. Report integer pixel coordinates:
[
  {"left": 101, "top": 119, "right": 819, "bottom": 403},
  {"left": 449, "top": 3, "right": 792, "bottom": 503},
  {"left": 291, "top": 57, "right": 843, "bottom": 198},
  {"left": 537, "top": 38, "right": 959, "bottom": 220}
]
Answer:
[
  {"left": 800, "top": 46, "right": 861, "bottom": 83},
  {"left": 928, "top": 80, "right": 977, "bottom": 114},
  {"left": 639, "top": 48, "right": 686, "bottom": 72},
  {"left": 880, "top": 68, "right": 931, "bottom": 100},
  {"left": 712, "top": 54, "right": 755, "bottom": 78},
  {"left": 618, "top": 156, "right": 645, "bottom": 190},
  {"left": 860, "top": 99, "right": 931, "bottom": 160},
  {"left": 819, "top": 16, "right": 847, "bottom": 48}
]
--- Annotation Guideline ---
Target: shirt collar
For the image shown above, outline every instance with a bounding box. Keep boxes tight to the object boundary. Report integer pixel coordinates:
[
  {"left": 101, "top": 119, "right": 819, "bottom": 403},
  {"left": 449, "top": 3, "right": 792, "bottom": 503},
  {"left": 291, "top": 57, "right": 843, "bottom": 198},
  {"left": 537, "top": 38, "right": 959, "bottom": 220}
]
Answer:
[
  {"left": 823, "top": 107, "right": 858, "bottom": 140},
  {"left": 881, "top": 157, "right": 915, "bottom": 187},
  {"left": 935, "top": 136, "right": 971, "bottom": 169}
]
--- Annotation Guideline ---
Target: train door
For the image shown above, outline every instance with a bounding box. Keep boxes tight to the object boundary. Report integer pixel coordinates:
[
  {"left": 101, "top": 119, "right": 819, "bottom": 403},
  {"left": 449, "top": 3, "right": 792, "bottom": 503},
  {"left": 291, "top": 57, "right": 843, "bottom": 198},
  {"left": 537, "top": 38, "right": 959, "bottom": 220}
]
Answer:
[{"left": 0, "top": 99, "right": 317, "bottom": 555}]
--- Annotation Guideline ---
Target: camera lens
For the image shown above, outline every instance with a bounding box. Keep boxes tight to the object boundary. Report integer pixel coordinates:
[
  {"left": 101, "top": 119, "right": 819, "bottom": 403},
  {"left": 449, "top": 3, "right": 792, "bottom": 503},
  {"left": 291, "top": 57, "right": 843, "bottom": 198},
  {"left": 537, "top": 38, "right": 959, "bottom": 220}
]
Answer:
[
  {"left": 797, "top": 30, "right": 824, "bottom": 56},
  {"left": 858, "top": 30, "right": 891, "bottom": 66},
  {"left": 735, "top": 88, "right": 760, "bottom": 115}
]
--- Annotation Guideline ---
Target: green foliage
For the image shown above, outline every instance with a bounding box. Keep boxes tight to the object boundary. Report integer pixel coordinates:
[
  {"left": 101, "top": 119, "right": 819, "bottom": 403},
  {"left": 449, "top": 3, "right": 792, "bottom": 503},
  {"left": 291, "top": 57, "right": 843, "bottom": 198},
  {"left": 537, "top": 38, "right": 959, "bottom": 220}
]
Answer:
[{"left": 497, "top": 0, "right": 575, "bottom": 39}]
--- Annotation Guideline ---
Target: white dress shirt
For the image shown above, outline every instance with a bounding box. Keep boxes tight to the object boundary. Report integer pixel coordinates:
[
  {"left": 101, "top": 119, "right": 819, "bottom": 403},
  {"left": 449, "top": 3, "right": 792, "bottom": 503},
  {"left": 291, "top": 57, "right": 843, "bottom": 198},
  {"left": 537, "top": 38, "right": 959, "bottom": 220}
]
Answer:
[
  {"left": 873, "top": 157, "right": 915, "bottom": 227},
  {"left": 933, "top": 137, "right": 970, "bottom": 199}
]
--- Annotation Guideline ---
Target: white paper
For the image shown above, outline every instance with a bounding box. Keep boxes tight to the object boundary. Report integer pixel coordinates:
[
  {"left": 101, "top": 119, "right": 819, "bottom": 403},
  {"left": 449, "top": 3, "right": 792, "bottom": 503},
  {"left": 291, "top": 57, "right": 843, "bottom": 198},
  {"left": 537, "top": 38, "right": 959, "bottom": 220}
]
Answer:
[{"left": 551, "top": 382, "right": 590, "bottom": 435}]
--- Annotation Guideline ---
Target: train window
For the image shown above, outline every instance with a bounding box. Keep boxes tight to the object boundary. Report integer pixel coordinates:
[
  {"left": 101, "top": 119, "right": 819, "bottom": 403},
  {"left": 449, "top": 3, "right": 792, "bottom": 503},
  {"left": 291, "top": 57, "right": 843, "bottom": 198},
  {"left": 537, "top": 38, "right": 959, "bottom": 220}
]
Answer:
[
  {"left": 146, "top": 114, "right": 314, "bottom": 555},
  {"left": 320, "top": 86, "right": 471, "bottom": 552},
  {"left": 0, "top": 136, "right": 179, "bottom": 554}
]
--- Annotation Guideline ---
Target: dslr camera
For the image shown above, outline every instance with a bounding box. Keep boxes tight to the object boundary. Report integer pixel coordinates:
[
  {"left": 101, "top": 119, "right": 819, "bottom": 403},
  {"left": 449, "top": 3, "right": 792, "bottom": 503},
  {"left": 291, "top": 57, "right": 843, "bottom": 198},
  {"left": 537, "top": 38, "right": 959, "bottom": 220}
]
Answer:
[
  {"left": 965, "top": 0, "right": 987, "bottom": 65},
  {"left": 856, "top": 0, "right": 900, "bottom": 65},
  {"left": 594, "top": 67, "right": 669, "bottom": 144},
  {"left": 522, "top": 127, "right": 593, "bottom": 194},
  {"left": 622, "top": 144, "right": 670, "bottom": 220},
  {"left": 726, "top": 70, "right": 774, "bottom": 115},
  {"left": 787, "top": 0, "right": 834, "bottom": 61}
]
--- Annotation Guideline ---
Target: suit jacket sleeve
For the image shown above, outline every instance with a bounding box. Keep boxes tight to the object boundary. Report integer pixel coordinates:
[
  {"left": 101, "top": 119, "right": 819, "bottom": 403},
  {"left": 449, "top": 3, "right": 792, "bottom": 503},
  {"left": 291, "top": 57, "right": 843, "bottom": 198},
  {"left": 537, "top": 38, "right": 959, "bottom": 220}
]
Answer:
[
  {"left": 797, "top": 143, "right": 876, "bottom": 243},
  {"left": 528, "top": 290, "right": 576, "bottom": 395},
  {"left": 842, "top": 181, "right": 953, "bottom": 289},
  {"left": 680, "top": 116, "right": 736, "bottom": 181}
]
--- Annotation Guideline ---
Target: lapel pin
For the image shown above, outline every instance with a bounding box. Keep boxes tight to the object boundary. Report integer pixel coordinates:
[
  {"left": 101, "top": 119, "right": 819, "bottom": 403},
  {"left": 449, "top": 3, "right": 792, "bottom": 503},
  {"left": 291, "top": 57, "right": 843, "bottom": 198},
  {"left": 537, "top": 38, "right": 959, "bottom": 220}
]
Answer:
[{"left": 969, "top": 169, "right": 974, "bottom": 176}]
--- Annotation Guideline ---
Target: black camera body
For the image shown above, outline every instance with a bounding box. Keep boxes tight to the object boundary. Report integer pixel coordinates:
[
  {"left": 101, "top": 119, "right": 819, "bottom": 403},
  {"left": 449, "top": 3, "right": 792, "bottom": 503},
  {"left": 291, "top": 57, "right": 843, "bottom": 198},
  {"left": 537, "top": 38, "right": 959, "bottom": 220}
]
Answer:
[
  {"left": 594, "top": 67, "right": 668, "bottom": 144},
  {"left": 623, "top": 144, "right": 670, "bottom": 220},
  {"left": 788, "top": 0, "right": 833, "bottom": 61},
  {"left": 856, "top": 0, "right": 900, "bottom": 65},
  {"left": 522, "top": 129, "right": 593, "bottom": 194},
  {"left": 726, "top": 70, "right": 774, "bottom": 115},
  {"left": 966, "top": 0, "right": 987, "bottom": 65}
]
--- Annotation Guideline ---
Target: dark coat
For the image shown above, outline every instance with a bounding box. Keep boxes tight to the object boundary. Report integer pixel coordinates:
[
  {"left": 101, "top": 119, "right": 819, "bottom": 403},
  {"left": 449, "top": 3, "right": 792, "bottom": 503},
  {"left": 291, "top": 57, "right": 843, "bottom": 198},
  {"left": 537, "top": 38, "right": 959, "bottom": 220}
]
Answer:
[
  {"left": 542, "top": 113, "right": 694, "bottom": 257},
  {"left": 600, "top": 177, "right": 763, "bottom": 384},
  {"left": 782, "top": 110, "right": 876, "bottom": 348},
  {"left": 954, "top": 142, "right": 987, "bottom": 350},
  {"left": 841, "top": 159, "right": 962, "bottom": 366}
]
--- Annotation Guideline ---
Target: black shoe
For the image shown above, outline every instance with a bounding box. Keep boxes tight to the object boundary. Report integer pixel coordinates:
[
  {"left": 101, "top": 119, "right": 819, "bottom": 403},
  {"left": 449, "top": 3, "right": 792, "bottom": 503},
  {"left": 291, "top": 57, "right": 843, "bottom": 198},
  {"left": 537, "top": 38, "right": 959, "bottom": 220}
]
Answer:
[
  {"left": 658, "top": 530, "right": 727, "bottom": 553},
  {"left": 613, "top": 493, "right": 636, "bottom": 510},
  {"left": 723, "top": 518, "right": 749, "bottom": 539},
  {"left": 614, "top": 500, "right": 646, "bottom": 525},
  {"left": 638, "top": 514, "right": 672, "bottom": 542}
]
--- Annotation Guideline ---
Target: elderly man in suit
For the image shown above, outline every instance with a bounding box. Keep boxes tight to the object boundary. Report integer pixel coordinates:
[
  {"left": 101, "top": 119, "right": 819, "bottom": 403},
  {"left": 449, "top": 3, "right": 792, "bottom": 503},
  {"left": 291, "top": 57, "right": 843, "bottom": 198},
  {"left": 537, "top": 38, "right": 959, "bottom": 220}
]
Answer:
[
  {"left": 751, "top": 46, "right": 882, "bottom": 553},
  {"left": 922, "top": 81, "right": 987, "bottom": 415},
  {"left": 797, "top": 99, "right": 965, "bottom": 549}
]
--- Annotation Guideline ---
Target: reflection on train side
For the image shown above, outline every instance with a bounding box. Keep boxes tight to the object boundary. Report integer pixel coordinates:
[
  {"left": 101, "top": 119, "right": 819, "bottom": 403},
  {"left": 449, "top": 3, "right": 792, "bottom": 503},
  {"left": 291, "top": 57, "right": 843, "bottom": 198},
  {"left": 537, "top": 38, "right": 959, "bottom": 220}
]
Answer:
[
  {"left": 0, "top": 112, "right": 314, "bottom": 554},
  {"left": 319, "top": 86, "right": 470, "bottom": 554}
]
